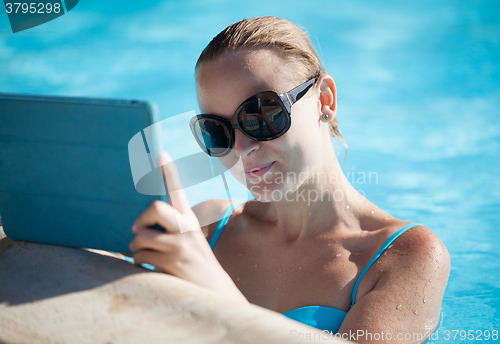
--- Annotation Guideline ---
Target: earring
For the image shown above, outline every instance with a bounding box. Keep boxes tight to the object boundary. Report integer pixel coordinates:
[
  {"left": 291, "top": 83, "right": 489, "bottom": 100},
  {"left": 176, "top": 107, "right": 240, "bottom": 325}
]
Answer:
[{"left": 323, "top": 114, "right": 328, "bottom": 120}]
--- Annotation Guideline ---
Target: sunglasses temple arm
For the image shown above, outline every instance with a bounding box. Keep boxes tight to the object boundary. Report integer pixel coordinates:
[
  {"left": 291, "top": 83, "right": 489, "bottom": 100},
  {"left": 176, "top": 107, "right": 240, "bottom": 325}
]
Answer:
[
  {"left": 283, "top": 77, "right": 318, "bottom": 107},
  {"left": 279, "top": 94, "right": 293, "bottom": 114}
]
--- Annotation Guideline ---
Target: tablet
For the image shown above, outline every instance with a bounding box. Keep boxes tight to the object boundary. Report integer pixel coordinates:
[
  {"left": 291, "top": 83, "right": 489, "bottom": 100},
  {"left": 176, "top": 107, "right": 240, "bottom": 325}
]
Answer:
[{"left": 0, "top": 93, "right": 167, "bottom": 254}]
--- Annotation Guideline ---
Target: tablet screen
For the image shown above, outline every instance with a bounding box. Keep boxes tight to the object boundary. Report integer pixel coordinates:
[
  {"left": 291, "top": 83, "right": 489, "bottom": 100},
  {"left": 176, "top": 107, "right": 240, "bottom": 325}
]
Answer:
[{"left": 0, "top": 93, "right": 165, "bottom": 254}]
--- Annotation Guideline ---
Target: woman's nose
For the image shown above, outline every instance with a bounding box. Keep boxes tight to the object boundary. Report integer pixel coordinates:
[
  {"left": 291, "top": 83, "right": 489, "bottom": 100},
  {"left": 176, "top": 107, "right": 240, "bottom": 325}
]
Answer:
[{"left": 233, "top": 129, "right": 259, "bottom": 158}]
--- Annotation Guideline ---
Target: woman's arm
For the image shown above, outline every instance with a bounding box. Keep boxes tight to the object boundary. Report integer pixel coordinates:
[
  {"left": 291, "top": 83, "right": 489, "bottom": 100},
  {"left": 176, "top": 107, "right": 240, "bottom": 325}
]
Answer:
[{"left": 338, "top": 226, "right": 450, "bottom": 343}]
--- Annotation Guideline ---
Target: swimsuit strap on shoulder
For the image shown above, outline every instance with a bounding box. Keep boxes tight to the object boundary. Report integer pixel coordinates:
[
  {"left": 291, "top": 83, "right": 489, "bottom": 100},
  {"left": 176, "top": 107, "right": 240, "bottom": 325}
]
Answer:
[
  {"left": 209, "top": 203, "right": 236, "bottom": 249},
  {"left": 350, "top": 222, "right": 424, "bottom": 307}
]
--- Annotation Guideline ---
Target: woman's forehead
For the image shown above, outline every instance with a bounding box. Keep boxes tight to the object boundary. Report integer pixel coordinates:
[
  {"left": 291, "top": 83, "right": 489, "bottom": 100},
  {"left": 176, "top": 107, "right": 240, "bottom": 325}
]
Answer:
[
  {"left": 196, "top": 49, "right": 300, "bottom": 114},
  {"left": 198, "top": 50, "right": 303, "bottom": 90}
]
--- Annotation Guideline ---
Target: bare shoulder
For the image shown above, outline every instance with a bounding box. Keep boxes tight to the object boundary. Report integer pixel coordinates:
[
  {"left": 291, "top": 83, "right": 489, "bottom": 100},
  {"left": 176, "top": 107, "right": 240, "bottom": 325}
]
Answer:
[
  {"left": 360, "top": 223, "right": 451, "bottom": 301},
  {"left": 387, "top": 224, "right": 450, "bottom": 272},
  {"left": 379, "top": 224, "right": 451, "bottom": 296},
  {"left": 339, "top": 224, "right": 451, "bottom": 340},
  {"left": 191, "top": 199, "right": 233, "bottom": 241}
]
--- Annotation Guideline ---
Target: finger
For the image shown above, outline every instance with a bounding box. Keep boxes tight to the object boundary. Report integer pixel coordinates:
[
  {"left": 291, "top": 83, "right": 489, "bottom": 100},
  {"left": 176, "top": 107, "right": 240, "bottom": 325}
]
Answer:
[
  {"left": 132, "top": 200, "right": 181, "bottom": 234},
  {"left": 158, "top": 151, "right": 191, "bottom": 214},
  {"left": 129, "top": 227, "right": 180, "bottom": 253}
]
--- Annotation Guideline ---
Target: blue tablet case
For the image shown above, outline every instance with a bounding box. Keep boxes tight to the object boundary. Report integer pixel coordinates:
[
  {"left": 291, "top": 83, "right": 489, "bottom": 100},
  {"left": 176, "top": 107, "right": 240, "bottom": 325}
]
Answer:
[{"left": 0, "top": 93, "right": 166, "bottom": 254}]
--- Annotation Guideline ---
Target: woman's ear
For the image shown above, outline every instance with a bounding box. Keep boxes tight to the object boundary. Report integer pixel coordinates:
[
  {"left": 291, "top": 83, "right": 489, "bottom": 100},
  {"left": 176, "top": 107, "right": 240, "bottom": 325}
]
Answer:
[{"left": 318, "top": 75, "right": 337, "bottom": 122}]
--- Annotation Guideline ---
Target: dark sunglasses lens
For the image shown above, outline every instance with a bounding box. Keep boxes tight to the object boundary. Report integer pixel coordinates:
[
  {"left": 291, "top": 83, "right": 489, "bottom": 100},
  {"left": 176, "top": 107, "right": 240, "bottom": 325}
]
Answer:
[
  {"left": 239, "top": 97, "right": 287, "bottom": 139},
  {"left": 193, "top": 118, "right": 230, "bottom": 155}
]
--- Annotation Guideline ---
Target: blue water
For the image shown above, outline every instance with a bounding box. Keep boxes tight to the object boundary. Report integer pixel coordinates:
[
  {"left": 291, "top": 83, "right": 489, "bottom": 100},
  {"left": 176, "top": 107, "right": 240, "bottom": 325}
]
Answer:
[{"left": 1, "top": 0, "right": 499, "bottom": 342}]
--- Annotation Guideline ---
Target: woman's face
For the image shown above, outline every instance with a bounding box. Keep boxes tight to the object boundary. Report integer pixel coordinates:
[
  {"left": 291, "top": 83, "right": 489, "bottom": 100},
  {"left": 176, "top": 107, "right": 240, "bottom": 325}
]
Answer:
[{"left": 196, "top": 49, "right": 330, "bottom": 202}]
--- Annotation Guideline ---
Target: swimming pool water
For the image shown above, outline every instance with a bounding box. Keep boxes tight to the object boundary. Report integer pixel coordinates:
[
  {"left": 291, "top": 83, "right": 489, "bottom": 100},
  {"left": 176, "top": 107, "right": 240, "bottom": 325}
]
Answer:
[{"left": 1, "top": 0, "right": 499, "bottom": 342}]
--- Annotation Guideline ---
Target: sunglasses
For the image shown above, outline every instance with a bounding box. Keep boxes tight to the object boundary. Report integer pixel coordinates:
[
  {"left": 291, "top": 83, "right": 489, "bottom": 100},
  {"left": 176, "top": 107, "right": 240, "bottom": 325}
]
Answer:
[{"left": 189, "top": 76, "right": 319, "bottom": 157}]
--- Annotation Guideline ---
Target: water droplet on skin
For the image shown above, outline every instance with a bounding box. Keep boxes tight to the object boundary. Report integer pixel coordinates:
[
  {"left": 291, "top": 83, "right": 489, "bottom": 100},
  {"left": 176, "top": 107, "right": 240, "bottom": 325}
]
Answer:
[
  {"left": 396, "top": 304, "right": 402, "bottom": 310},
  {"left": 239, "top": 253, "right": 243, "bottom": 256},
  {"left": 346, "top": 205, "right": 349, "bottom": 209},
  {"left": 336, "top": 253, "right": 341, "bottom": 257},
  {"left": 236, "top": 277, "right": 241, "bottom": 282},
  {"left": 413, "top": 310, "right": 418, "bottom": 315},
  {"left": 255, "top": 293, "right": 258, "bottom": 296},
  {"left": 423, "top": 299, "right": 426, "bottom": 303},
  {"left": 254, "top": 264, "right": 258, "bottom": 268},
  {"left": 298, "top": 266, "right": 302, "bottom": 270},
  {"left": 384, "top": 217, "right": 388, "bottom": 220},
  {"left": 371, "top": 211, "right": 374, "bottom": 214}
]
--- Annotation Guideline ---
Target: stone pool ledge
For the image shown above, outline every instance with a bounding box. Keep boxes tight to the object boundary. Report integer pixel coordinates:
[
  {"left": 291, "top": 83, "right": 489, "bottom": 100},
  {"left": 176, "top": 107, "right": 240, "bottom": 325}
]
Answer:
[{"left": 0, "top": 226, "right": 351, "bottom": 344}]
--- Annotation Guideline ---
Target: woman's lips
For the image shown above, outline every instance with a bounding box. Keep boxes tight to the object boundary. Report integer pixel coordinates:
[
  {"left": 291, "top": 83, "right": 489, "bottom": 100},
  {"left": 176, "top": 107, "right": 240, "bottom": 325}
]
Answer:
[{"left": 245, "top": 162, "right": 275, "bottom": 179}]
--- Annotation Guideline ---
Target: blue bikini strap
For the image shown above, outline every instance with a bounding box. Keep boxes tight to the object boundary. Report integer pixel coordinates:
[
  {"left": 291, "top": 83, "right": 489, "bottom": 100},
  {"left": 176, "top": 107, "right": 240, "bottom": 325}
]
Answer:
[
  {"left": 350, "top": 222, "right": 424, "bottom": 307},
  {"left": 209, "top": 203, "right": 236, "bottom": 249}
]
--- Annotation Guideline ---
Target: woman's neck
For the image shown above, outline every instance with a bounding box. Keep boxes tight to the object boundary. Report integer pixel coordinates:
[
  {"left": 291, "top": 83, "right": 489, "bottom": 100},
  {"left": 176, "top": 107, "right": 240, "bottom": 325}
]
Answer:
[
  {"left": 253, "top": 144, "right": 369, "bottom": 241},
  {"left": 271, "top": 175, "right": 364, "bottom": 239}
]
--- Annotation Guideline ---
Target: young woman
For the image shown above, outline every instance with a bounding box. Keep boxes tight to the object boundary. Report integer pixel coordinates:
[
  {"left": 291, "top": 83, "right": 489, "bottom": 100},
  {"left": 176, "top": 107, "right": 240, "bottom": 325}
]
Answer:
[{"left": 129, "top": 16, "right": 450, "bottom": 342}]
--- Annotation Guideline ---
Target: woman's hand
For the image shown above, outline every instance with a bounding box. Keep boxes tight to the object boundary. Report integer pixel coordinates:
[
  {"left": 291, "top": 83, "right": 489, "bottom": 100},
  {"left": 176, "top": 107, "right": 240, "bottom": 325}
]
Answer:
[{"left": 129, "top": 152, "right": 248, "bottom": 303}]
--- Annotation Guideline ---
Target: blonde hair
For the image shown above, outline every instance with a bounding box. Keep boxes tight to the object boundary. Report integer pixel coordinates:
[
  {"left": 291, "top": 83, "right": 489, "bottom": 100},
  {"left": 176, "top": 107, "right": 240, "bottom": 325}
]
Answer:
[{"left": 196, "top": 16, "right": 347, "bottom": 152}]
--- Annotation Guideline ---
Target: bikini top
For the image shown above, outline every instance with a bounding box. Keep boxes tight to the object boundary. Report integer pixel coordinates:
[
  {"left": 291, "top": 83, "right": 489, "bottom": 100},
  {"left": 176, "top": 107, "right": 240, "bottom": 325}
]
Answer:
[{"left": 209, "top": 204, "right": 424, "bottom": 333}]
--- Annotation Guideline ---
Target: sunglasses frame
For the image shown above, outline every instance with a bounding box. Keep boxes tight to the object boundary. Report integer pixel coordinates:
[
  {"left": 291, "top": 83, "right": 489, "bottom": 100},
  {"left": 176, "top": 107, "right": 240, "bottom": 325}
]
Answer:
[{"left": 190, "top": 76, "right": 319, "bottom": 157}]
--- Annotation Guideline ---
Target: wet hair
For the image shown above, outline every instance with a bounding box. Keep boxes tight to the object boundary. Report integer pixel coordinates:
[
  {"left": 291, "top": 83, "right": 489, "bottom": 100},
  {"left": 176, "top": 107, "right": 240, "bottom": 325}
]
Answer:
[{"left": 196, "top": 16, "right": 347, "bottom": 153}]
